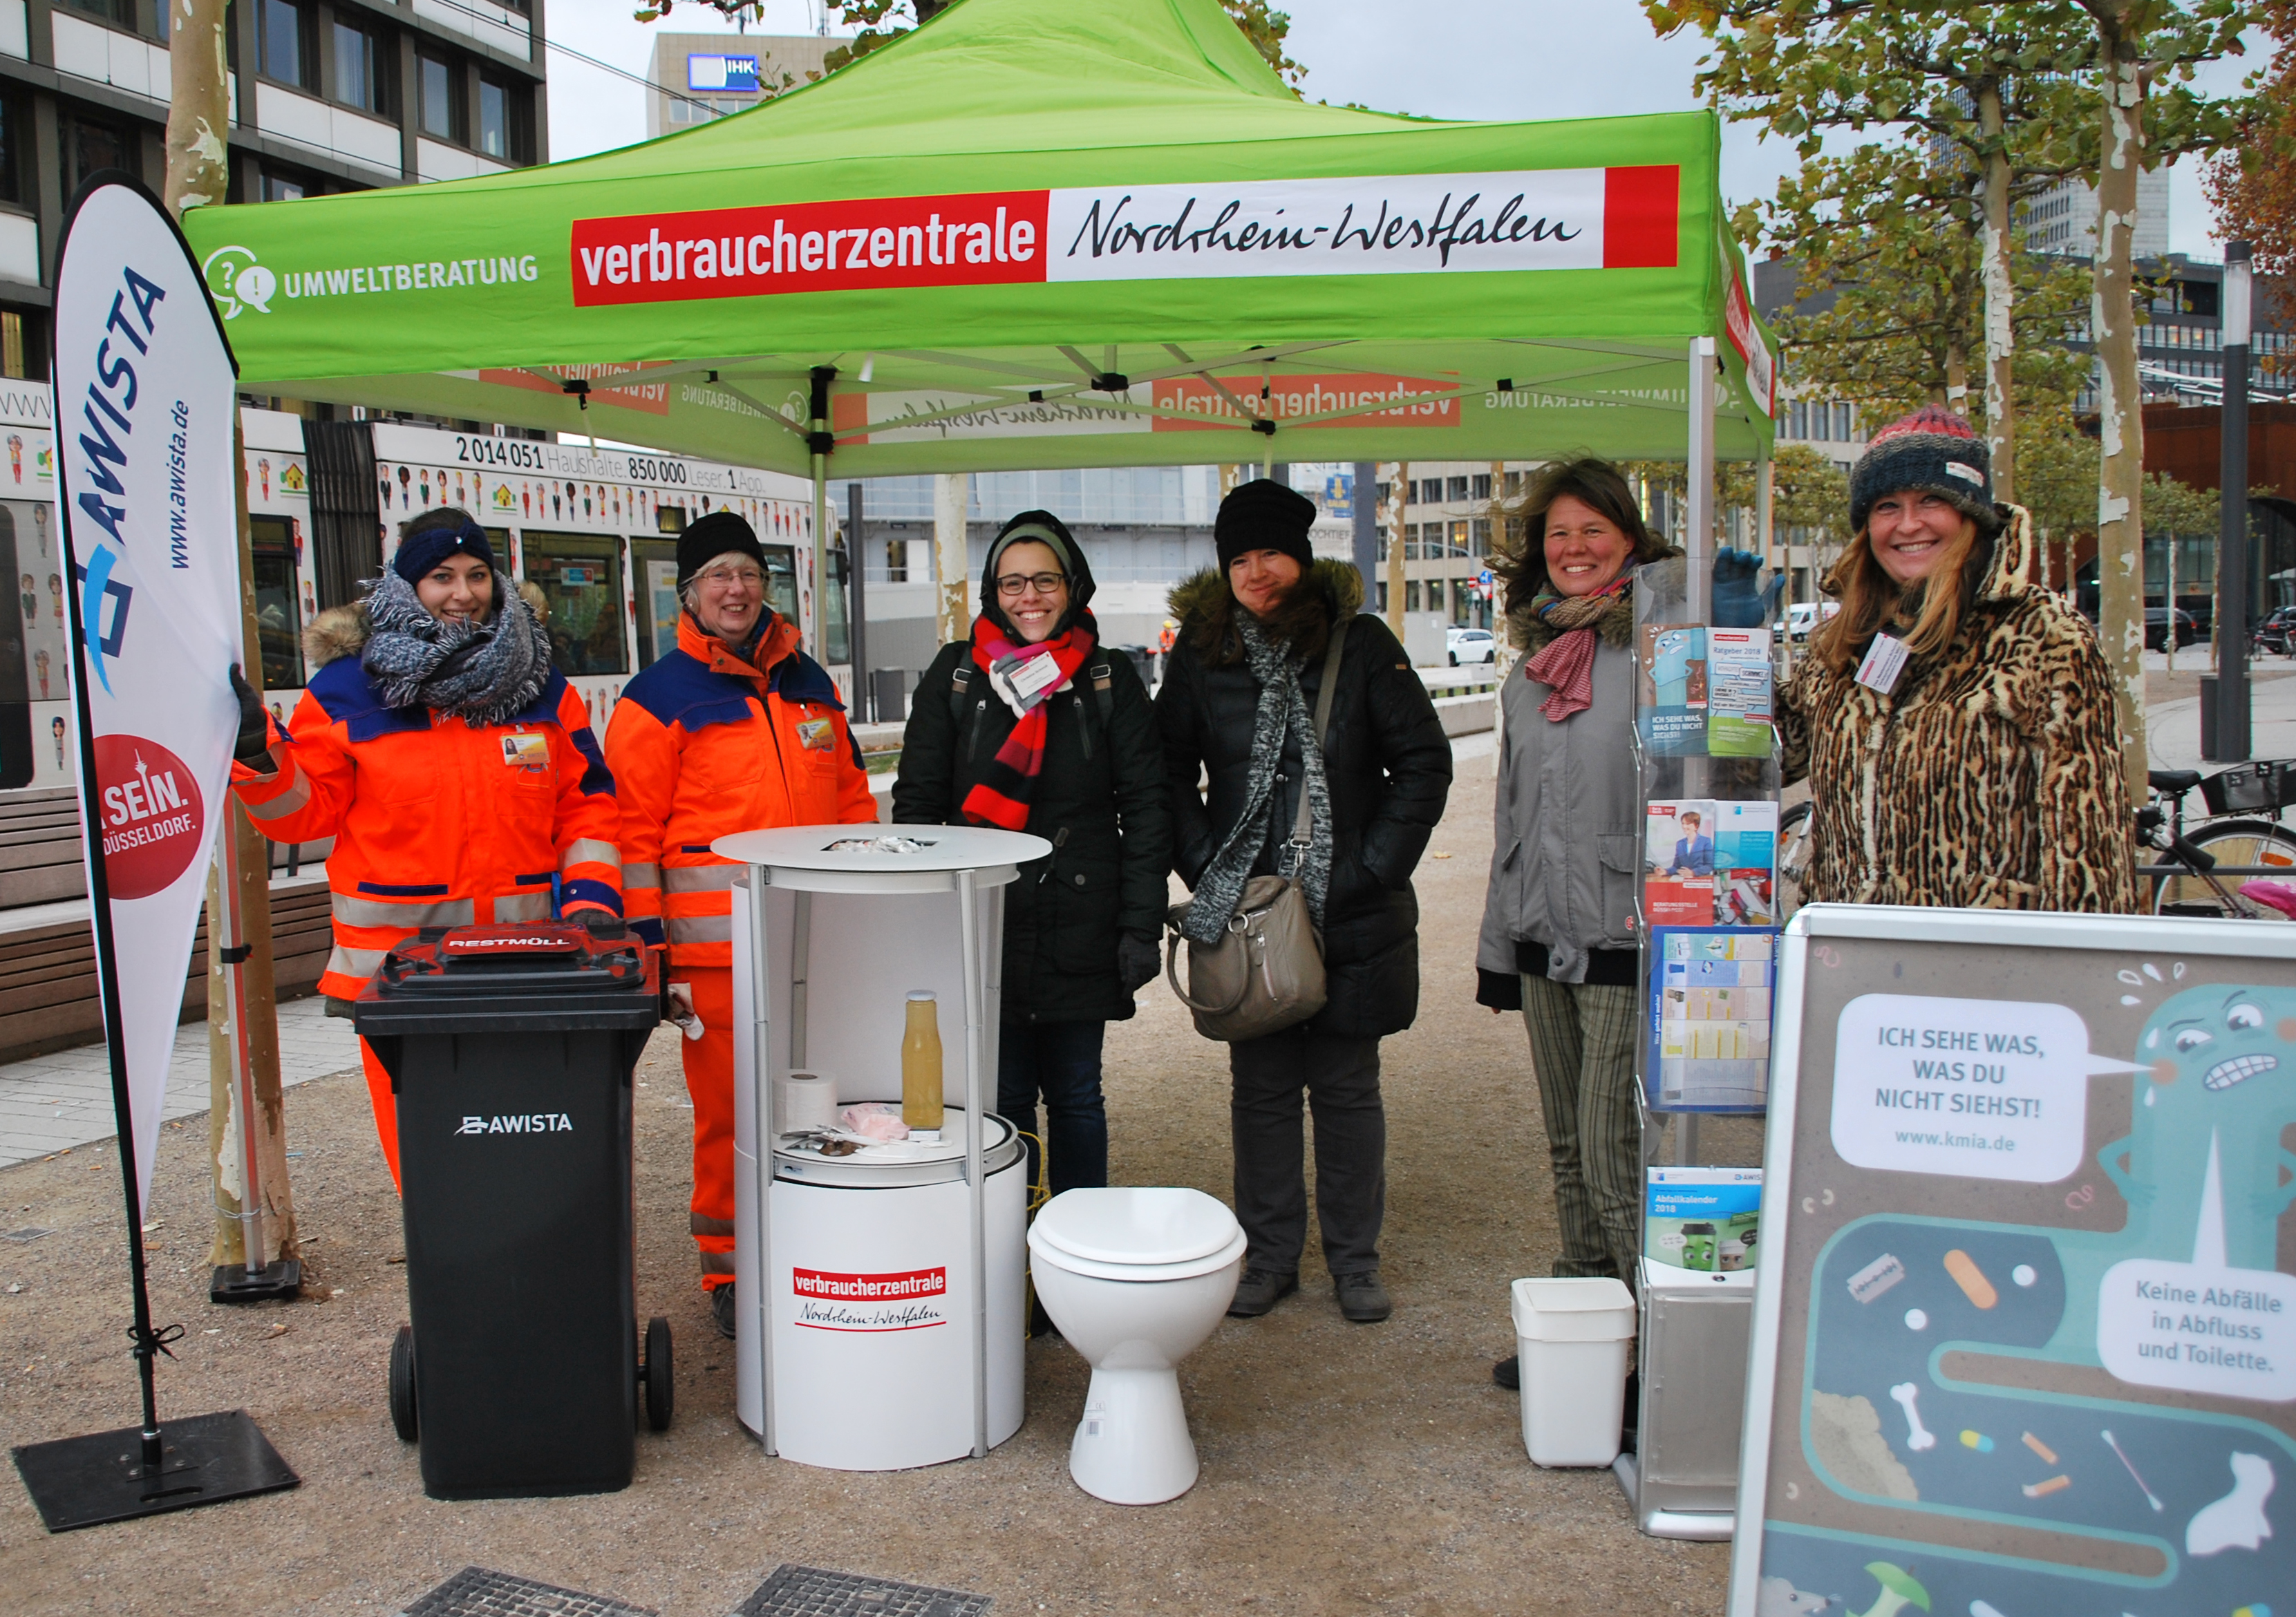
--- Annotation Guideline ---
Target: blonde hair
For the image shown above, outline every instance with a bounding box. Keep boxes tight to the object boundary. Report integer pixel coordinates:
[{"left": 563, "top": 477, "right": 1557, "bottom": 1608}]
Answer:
[{"left": 1811, "top": 513, "right": 1986, "bottom": 674}]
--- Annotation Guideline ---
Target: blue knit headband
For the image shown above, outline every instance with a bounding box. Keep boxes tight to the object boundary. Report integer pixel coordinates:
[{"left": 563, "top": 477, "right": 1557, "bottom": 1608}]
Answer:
[{"left": 393, "top": 516, "right": 497, "bottom": 583}]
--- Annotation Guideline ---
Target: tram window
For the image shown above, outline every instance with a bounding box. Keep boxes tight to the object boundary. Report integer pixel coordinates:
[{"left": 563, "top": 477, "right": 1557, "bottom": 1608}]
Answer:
[
  {"left": 632, "top": 538, "right": 681, "bottom": 670},
  {"left": 762, "top": 543, "right": 800, "bottom": 627},
  {"left": 248, "top": 515, "right": 304, "bottom": 691},
  {"left": 523, "top": 531, "right": 628, "bottom": 675},
  {"left": 821, "top": 543, "right": 851, "bottom": 668}
]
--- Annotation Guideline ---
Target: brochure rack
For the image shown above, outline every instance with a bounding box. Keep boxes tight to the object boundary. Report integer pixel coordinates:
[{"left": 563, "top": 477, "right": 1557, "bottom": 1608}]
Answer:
[
  {"left": 1629, "top": 557, "right": 1781, "bottom": 1122},
  {"left": 1617, "top": 554, "right": 1781, "bottom": 1542}
]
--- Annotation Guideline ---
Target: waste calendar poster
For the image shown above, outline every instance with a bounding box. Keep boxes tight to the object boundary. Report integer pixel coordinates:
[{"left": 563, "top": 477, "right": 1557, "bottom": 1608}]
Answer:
[{"left": 1733, "top": 907, "right": 2296, "bottom": 1617}]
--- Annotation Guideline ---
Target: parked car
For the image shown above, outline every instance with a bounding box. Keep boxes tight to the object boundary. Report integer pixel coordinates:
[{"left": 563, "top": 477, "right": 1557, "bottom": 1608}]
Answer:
[
  {"left": 1446, "top": 627, "right": 1496, "bottom": 665},
  {"left": 2255, "top": 606, "right": 2296, "bottom": 656},
  {"left": 2145, "top": 607, "right": 2200, "bottom": 651},
  {"left": 1776, "top": 601, "right": 1840, "bottom": 642}
]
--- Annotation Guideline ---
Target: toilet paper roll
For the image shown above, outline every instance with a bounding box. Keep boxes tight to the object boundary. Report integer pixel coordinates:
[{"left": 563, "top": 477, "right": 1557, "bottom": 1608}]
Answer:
[{"left": 775, "top": 1070, "right": 839, "bottom": 1137}]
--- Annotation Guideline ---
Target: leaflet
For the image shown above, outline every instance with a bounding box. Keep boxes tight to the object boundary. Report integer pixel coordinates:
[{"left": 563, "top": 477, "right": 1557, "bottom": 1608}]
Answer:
[
  {"left": 1646, "top": 926, "right": 1776, "bottom": 1110},
  {"left": 1705, "top": 627, "right": 1773, "bottom": 757},
  {"left": 1645, "top": 1166, "right": 1763, "bottom": 1271},
  {"left": 1644, "top": 799, "right": 1778, "bottom": 928},
  {"left": 1637, "top": 623, "right": 1708, "bottom": 756}
]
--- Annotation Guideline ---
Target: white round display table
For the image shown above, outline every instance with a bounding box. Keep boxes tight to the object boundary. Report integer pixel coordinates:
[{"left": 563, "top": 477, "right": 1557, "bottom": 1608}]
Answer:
[{"left": 716, "top": 824, "right": 1051, "bottom": 1471}]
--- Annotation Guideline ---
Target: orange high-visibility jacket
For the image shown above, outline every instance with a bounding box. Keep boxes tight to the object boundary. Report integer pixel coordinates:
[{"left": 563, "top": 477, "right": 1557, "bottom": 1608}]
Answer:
[
  {"left": 232, "top": 640, "right": 623, "bottom": 1001},
  {"left": 607, "top": 610, "right": 876, "bottom": 965}
]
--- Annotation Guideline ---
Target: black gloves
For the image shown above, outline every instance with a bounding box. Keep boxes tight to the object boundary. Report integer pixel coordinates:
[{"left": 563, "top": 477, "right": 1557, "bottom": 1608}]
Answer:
[
  {"left": 229, "top": 665, "right": 274, "bottom": 765},
  {"left": 576, "top": 909, "right": 628, "bottom": 940},
  {"left": 1118, "top": 932, "right": 1163, "bottom": 994}
]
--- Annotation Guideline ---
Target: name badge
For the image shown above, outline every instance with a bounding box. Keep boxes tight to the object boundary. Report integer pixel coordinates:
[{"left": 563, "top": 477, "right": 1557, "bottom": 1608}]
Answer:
[
  {"left": 990, "top": 648, "right": 1062, "bottom": 712},
  {"left": 796, "top": 716, "right": 836, "bottom": 751},
  {"left": 1854, "top": 634, "right": 1909, "bottom": 696},
  {"left": 500, "top": 731, "right": 549, "bottom": 772}
]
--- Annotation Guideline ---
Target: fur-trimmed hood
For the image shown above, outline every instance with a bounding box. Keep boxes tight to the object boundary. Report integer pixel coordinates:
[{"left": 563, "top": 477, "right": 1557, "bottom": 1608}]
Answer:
[
  {"left": 1505, "top": 545, "right": 1684, "bottom": 655},
  {"left": 302, "top": 580, "right": 551, "bottom": 670},
  {"left": 1167, "top": 556, "right": 1363, "bottom": 667}
]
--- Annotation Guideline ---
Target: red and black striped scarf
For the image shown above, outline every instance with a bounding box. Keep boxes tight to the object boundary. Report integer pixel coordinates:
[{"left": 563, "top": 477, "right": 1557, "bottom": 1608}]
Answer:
[{"left": 959, "top": 616, "right": 1094, "bottom": 831}]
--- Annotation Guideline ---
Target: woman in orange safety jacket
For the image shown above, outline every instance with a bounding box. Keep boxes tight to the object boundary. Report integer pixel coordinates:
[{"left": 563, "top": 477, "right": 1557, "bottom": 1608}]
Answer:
[
  {"left": 229, "top": 508, "right": 623, "bottom": 1189},
  {"left": 605, "top": 511, "right": 876, "bottom": 1339}
]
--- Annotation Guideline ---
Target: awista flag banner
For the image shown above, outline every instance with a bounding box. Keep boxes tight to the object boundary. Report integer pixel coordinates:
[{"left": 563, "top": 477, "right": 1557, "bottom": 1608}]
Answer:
[
  {"left": 178, "top": 0, "right": 1776, "bottom": 477},
  {"left": 53, "top": 176, "right": 243, "bottom": 1216}
]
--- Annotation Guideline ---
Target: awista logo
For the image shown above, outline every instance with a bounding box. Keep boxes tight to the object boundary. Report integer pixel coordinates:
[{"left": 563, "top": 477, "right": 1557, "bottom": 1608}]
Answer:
[{"left": 455, "top": 1113, "right": 573, "bottom": 1135}]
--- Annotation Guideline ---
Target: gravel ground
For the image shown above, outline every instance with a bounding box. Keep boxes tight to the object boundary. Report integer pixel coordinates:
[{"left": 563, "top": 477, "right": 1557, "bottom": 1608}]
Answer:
[{"left": 0, "top": 755, "right": 1750, "bottom": 1616}]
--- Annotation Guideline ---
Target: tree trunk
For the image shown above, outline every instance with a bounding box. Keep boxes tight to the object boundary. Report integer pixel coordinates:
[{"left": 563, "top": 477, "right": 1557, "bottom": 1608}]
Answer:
[
  {"left": 165, "top": 0, "right": 229, "bottom": 211},
  {"left": 1386, "top": 462, "right": 1408, "bottom": 640},
  {"left": 2093, "top": 23, "right": 2149, "bottom": 802},
  {"left": 168, "top": 0, "right": 298, "bottom": 1278},
  {"left": 932, "top": 473, "right": 970, "bottom": 647},
  {"left": 1979, "top": 80, "right": 2017, "bottom": 504}
]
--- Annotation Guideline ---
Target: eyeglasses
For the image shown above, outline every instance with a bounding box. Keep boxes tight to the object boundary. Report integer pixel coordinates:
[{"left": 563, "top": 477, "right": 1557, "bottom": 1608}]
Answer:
[
  {"left": 696, "top": 565, "right": 765, "bottom": 589},
  {"left": 995, "top": 571, "right": 1067, "bottom": 597}
]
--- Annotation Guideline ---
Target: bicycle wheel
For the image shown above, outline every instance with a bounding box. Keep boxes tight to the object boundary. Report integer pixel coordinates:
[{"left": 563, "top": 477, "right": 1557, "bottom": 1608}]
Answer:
[
  {"left": 2152, "top": 817, "right": 2296, "bottom": 917},
  {"left": 1777, "top": 801, "right": 1814, "bottom": 918}
]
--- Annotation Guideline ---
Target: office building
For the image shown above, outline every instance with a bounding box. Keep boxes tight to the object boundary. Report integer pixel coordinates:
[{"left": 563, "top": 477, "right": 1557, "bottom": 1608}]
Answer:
[
  {"left": 646, "top": 29, "right": 830, "bottom": 137},
  {"left": 0, "top": 0, "right": 550, "bottom": 379}
]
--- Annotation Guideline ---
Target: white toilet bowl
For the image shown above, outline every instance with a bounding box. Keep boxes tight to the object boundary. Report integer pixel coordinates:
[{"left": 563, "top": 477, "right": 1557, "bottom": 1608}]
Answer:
[{"left": 1028, "top": 1187, "right": 1246, "bottom": 1505}]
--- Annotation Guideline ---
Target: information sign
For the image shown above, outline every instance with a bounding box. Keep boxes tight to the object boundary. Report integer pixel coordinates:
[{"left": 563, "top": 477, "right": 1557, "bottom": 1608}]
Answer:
[{"left": 1733, "top": 906, "right": 2296, "bottom": 1617}]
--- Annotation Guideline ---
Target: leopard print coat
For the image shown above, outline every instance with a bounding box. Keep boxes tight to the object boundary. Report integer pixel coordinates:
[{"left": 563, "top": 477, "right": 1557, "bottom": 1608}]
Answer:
[{"left": 1779, "top": 507, "right": 2138, "bottom": 914}]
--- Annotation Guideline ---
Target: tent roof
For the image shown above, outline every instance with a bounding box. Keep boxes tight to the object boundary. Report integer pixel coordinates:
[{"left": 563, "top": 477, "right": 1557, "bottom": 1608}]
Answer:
[{"left": 185, "top": 0, "right": 1774, "bottom": 475}]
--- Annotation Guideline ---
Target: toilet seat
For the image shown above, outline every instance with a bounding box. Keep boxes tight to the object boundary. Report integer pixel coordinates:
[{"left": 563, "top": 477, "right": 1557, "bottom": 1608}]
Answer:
[
  {"left": 1032, "top": 1186, "right": 1240, "bottom": 1265},
  {"left": 1030, "top": 1222, "right": 1248, "bottom": 1283}
]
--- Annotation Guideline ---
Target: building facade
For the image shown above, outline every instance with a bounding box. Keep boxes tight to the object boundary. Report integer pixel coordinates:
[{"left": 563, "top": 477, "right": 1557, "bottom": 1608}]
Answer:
[
  {"left": 0, "top": 0, "right": 549, "bottom": 380},
  {"left": 645, "top": 29, "right": 829, "bottom": 138}
]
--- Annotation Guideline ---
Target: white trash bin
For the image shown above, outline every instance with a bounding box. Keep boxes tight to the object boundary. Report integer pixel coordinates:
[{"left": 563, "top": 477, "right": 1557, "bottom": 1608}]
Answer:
[{"left": 1510, "top": 1276, "right": 1637, "bottom": 1467}]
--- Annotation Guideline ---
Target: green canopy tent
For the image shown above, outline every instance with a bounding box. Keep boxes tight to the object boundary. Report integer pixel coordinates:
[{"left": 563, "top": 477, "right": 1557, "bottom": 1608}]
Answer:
[{"left": 182, "top": 0, "right": 1775, "bottom": 630}]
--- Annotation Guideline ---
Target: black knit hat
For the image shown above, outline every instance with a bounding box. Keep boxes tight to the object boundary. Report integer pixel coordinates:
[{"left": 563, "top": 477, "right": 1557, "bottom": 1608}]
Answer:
[
  {"left": 393, "top": 509, "right": 496, "bottom": 583},
  {"left": 1849, "top": 406, "right": 1995, "bottom": 534},
  {"left": 677, "top": 510, "right": 766, "bottom": 583},
  {"left": 1215, "top": 478, "right": 1317, "bottom": 571}
]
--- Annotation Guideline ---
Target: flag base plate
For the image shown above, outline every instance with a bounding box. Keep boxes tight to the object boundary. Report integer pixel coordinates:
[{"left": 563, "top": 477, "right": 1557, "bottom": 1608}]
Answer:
[
  {"left": 209, "top": 1258, "right": 303, "bottom": 1304},
  {"left": 10, "top": 1408, "right": 299, "bottom": 1531}
]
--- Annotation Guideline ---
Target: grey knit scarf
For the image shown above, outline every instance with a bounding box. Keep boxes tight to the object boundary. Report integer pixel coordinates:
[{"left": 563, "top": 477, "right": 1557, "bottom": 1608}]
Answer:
[
  {"left": 361, "top": 570, "right": 553, "bottom": 725},
  {"left": 1179, "top": 612, "right": 1334, "bottom": 943}
]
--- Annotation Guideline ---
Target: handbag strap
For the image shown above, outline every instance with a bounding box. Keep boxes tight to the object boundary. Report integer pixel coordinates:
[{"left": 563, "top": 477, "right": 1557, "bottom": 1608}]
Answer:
[{"left": 1285, "top": 623, "right": 1348, "bottom": 860}]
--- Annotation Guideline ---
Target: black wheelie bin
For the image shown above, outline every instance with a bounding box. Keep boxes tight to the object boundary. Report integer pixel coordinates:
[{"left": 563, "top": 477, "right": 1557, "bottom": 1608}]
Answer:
[{"left": 354, "top": 919, "right": 670, "bottom": 1500}]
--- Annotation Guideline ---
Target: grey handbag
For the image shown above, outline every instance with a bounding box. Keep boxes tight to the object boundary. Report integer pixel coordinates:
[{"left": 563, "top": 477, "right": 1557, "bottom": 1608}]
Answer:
[{"left": 1164, "top": 626, "right": 1345, "bottom": 1041}]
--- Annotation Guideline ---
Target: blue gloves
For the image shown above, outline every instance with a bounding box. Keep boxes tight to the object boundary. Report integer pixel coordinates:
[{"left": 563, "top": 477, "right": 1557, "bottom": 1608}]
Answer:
[{"left": 1713, "top": 548, "right": 1784, "bottom": 630}]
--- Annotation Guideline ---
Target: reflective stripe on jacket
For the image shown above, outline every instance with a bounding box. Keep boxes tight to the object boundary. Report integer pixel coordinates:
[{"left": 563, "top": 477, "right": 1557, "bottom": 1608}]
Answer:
[
  {"left": 606, "top": 609, "right": 877, "bottom": 966},
  {"left": 232, "top": 656, "right": 622, "bottom": 1000}
]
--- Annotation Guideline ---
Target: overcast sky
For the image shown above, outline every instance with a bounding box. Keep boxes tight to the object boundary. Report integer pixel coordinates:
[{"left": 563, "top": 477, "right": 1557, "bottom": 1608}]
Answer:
[{"left": 543, "top": 0, "right": 2256, "bottom": 261}]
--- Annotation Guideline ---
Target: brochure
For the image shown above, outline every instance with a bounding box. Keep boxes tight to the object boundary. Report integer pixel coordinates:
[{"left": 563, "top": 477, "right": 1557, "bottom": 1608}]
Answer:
[
  {"left": 1705, "top": 627, "right": 1774, "bottom": 757},
  {"left": 1637, "top": 623, "right": 1708, "bottom": 756},
  {"left": 1644, "top": 800, "right": 1778, "bottom": 929},
  {"left": 1646, "top": 925, "right": 1776, "bottom": 1110},
  {"left": 1645, "top": 1166, "right": 1763, "bottom": 1272}
]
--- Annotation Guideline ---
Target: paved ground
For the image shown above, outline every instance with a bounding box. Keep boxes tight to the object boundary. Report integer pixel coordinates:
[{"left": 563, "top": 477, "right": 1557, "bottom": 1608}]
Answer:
[
  {"left": 0, "top": 996, "right": 358, "bottom": 1170},
  {"left": 0, "top": 733, "right": 1749, "bottom": 1617}
]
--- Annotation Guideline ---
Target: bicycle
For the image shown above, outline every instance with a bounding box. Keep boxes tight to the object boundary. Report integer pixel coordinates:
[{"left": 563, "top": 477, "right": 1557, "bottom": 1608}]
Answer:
[
  {"left": 2140, "top": 763, "right": 2296, "bottom": 919},
  {"left": 1774, "top": 768, "right": 2296, "bottom": 921}
]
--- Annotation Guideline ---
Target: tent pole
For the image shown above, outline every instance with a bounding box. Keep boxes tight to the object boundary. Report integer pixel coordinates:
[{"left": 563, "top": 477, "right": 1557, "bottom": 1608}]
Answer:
[
  {"left": 807, "top": 366, "right": 836, "bottom": 665},
  {"left": 1686, "top": 337, "right": 1715, "bottom": 625},
  {"left": 1678, "top": 334, "right": 1718, "bottom": 1171}
]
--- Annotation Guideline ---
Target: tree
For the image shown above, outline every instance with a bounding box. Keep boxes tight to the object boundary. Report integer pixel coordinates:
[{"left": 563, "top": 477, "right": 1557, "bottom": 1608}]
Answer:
[
  {"left": 2015, "top": 401, "right": 2101, "bottom": 589},
  {"left": 2204, "top": 0, "right": 2296, "bottom": 368},
  {"left": 1753, "top": 142, "right": 2093, "bottom": 423},
  {"left": 1647, "top": 0, "right": 2102, "bottom": 504},
  {"left": 2069, "top": 0, "right": 2245, "bottom": 801}
]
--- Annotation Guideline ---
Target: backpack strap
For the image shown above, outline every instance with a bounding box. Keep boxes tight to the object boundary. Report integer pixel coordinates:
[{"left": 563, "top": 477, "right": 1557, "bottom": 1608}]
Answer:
[{"left": 1086, "top": 659, "right": 1116, "bottom": 730}]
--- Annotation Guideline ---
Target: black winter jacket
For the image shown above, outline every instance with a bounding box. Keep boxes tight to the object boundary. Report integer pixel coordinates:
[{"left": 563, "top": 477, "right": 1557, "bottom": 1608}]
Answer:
[
  {"left": 1156, "top": 559, "right": 1453, "bottom": 1039},
  {"left": 893, "top": 639, "right": 1171, "bottom": 1025}
]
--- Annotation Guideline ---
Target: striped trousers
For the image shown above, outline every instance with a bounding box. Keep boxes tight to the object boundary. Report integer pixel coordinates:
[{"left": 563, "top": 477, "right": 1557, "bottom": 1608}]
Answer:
[{"left": 1519, "top": 972, "right": 1643, "bottom": 1299}]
